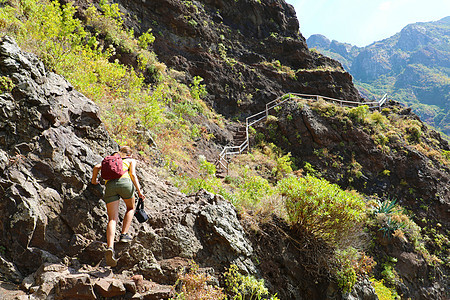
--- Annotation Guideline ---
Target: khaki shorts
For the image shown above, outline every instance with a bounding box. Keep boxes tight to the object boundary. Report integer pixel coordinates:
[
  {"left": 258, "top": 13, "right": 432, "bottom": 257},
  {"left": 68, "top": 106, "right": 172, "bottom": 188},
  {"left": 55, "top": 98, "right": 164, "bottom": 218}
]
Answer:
[{"left": 104, "top": 177, "right": 135, "bottom": 204}]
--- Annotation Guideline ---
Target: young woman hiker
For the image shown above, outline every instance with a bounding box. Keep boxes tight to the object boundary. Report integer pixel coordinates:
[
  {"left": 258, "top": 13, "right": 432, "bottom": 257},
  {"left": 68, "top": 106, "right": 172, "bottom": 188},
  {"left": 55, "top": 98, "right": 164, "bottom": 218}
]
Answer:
[{"left": 91, "top": 146, "right": 145, "bottom": 267}]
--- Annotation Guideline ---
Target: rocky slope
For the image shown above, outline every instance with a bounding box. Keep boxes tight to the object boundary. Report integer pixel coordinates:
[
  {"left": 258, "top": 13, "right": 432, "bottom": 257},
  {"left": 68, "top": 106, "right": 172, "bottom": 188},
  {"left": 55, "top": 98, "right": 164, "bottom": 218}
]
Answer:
[
  {"left": 74, "top": 0, "right": 364, "bottom": 118},
  {"left": 253, "top": 97, "right": 450, "bottom": 299},
  {"left": 257, "top": 99, "right": 450, "bottom": 225},
  {"left": 0, "top": 36, "right": 381, "bottom": 299},
  {"left": 1, "top": 33, "right": 448, "bottom": 299},
  {"left": 307, "top": 16, "right": 450, "bottom": 136}
]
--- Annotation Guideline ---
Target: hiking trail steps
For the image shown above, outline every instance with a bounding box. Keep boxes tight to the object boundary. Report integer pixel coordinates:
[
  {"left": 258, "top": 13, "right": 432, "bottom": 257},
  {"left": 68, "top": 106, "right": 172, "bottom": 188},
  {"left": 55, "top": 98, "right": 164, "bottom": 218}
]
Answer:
[{"left": 215, "top": 92, "right": 388, "bottom": 174}]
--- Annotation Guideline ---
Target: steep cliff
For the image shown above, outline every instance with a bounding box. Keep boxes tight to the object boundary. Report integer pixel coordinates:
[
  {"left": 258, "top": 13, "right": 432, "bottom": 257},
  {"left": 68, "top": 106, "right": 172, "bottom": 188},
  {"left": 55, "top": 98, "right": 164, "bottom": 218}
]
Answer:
[{"left": 82, "top": 0, "right": 364, "bottom": 117}]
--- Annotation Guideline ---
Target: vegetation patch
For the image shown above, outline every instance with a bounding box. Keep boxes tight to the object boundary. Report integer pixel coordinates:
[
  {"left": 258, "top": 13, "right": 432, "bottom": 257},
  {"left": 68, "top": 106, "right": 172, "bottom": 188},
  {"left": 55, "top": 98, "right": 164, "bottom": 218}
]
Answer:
[
  {"left": 224, "top": 264, "right": 279, "bottom": 300},
  {"left": 172, "top": 262, "right": 226, "bottom": 300},
  {"left": 278, "top": 175, "right": 366, "bottom": 248}
]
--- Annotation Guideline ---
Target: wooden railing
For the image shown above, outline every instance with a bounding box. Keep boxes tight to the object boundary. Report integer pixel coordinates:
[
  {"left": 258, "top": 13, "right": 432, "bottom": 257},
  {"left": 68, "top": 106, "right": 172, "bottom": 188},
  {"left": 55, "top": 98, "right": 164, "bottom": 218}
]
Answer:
[{"left": 215, "top": 93, "right": 388, "bottom": 172}]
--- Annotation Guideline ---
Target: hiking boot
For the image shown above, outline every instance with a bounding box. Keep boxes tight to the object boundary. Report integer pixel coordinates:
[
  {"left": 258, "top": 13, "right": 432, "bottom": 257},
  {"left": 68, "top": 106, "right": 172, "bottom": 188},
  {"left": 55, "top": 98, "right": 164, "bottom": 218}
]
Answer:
[
  {"left": 105, "top": 247, "right": 117, "bottom": 267},
  {"left": 119, "top": 233, "right": 132, "bottom": 243}
]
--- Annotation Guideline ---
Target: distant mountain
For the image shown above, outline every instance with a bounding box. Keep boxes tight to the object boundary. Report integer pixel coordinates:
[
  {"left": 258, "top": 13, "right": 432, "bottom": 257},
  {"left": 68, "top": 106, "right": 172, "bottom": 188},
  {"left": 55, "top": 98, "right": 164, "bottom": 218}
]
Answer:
[{"left": 307, "top": 17, "right": 450, "bottom": 137}]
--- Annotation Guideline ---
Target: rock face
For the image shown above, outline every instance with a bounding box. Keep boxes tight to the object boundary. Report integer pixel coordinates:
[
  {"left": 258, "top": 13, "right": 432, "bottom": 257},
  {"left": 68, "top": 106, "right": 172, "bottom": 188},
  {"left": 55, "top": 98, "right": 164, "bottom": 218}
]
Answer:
[
  {"left": 0, "top": 35, "right": 116, "bottom": 276},
  {"left": 102, "top": 0, "right": 363, "bottom": 117},
  {"left": 0, "top": 36, "right": 252, "bottom": 297}
]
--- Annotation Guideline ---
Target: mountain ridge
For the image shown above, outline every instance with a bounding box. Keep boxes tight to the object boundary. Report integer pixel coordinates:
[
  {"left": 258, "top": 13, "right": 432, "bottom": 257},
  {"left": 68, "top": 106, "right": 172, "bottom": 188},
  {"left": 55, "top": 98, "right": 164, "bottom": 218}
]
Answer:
[{"left": 307, "top": 16, "right": 450, "bottom": 137}]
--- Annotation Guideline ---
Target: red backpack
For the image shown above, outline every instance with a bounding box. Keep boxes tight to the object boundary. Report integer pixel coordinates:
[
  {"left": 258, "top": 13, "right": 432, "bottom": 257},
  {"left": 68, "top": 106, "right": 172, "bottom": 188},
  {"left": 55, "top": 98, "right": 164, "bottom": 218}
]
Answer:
[{"left": 101, "top": 153, "right": 127, "bottom": 180}]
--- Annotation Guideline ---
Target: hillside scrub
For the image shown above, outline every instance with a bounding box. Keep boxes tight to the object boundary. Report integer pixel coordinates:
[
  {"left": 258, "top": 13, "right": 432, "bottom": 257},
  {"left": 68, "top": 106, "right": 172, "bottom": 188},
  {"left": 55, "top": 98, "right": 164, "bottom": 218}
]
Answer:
[
  {"left": 276, "top": 175, "right": 374, "bottom": 292},
  {"left": 277, "top": 175, "right": 366, "bottom": 249},
  {"left": 306, "top": 98, "right": 450, "bottom": 170},
  {"left": 0, "top": 0, "right": 224, "bottom": 175},
  {"left": 253, "top": 96, "right": 449, "bottom": 294}
]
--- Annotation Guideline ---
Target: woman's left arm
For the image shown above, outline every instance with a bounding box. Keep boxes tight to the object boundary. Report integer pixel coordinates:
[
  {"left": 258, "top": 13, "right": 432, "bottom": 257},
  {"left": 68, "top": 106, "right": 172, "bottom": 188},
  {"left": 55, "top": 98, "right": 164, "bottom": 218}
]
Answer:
[{"left": 129, "top": 159, "right": 145, "bottom": 199}]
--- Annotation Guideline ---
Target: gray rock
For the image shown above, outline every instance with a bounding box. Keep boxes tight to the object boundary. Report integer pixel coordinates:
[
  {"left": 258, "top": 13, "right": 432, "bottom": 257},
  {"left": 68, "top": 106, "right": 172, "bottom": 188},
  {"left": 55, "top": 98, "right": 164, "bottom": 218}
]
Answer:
[
  {"left": 342, "top": 277, "right": 378, "bottom": 300},
  {"left": 198, "top": 199, "right": 253, "bottom": 257},
  {"left": 94, "top": 277, "right": 126, "bottom": 298},
  {"left": 0, "top": 35, "right": 117, "bottom": 277},
  {"left": 0, "top": 254, "right": 23, "bottom": 283}
]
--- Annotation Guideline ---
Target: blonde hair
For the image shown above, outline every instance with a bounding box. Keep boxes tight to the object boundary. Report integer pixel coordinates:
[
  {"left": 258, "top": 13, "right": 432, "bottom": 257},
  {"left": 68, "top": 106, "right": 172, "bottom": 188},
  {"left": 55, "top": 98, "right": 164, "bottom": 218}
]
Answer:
[{"left": 120, "top": 146, "right": 132, "bottom": 156}]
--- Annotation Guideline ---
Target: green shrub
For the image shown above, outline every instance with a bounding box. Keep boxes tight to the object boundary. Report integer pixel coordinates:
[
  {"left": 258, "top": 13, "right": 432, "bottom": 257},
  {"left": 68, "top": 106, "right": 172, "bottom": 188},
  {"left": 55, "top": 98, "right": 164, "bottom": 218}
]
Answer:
[
  {"left": 302, "top": 162, "right": 321, "bottom": 177},
  {"left": 380, "top": 258, "right": 398, "bottom": 286},
  {"left": 348, "top": 105, "right": 369, "bottom": 124},
  {"left": 375, "top": 133, "right": 389, "bottom": 146},
  {"left": 336, "top": 259, "right": 356, "bottom": 293},
  {"left": 332, "top": 247, "right": 377, "bottom": 293},
  {"left": 272, "top": 152, "right": 293, "bottom": 179},
  {"left": 190, "top": 75, "right": 207, "bottom": 101},
  {"left": 138, "top": 28, "right": 155, "bottom": 49},
  {"left": 0, "top": 76, "right": 14, "bottom": 92},
  {"left": 198, "top": 155, "right": 216, "bottom": 177},
  {"left": 407, "top": 124, "right": 422, "bottom": 142},
  {"left": 443, "top": 150, "right": 450, "bottom": 160},
  {"left": 172, "top": 156, "right": 223, "bottom": 195},
  {"left": 277, "top": 175, "right": 366, "bottom": 248},
  {"left": 224, "top": 265, "right": 279, "bottom": 300},
  {"left": 370, "top": 111, "right": 388, "bottom": 127},
  {"left": 370, "top": 278, "right": 400, "bottom": 300},
  {"left": 381, "top": 169, "right": 390, "bottom": 176},
  {"left": 234, "top": 167, "right": 275, "bottom": 208}
]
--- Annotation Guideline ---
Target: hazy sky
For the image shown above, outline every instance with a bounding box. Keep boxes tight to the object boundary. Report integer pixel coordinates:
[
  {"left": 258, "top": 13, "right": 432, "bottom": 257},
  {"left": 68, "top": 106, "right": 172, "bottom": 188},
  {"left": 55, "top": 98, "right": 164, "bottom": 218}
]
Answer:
[{"left": 287, "top": 0, "right": 450, "bottom": 47}]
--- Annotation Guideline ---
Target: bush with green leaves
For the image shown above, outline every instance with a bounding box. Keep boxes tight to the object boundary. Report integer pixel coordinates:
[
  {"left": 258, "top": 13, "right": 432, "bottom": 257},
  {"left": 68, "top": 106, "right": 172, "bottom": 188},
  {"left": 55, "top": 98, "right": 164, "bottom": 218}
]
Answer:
[
  {"left": 348, "top": 105, "right": 369, "bottom": 124},
  {"left": 335, "top": 252, "right": 357, "bottom": 293},
  {"left": 190, "top": 75, "right": 208, "bottom": 101},
  {"left": 370, "top": 278, "right": 400, "bottom": 300},
  {"left": 224, "top": 265, "right": 279, "bottom": 300},
  {"left": 172, "top": 156, "right": 224, "bottom": 195},
  {"left": 277, "top": 175, "right": 366, "bottom": 248},
  {"left": 272, "top": 152, "right": 293, "bottom": 179},
  {"left": 406, "top": 124, "right": 422, "bottom": 143},
  {"left": 302, "top": 161, "right": 321, "bottom": 177},
  {"left": 443, "top": 150, "right": 450, "bottom": 160},
  {"left": 0, "top": 76, "right": 14, "bottom": 92},
  {"left": 227, "top": 166, "right": 275, "bottom": 209}
]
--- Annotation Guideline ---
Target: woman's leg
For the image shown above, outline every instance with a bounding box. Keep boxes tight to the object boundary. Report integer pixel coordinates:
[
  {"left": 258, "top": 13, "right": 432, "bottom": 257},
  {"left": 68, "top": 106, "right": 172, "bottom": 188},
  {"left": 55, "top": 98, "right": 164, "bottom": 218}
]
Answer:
[
  {"left": 121, "top": 196, "right": 136, "bottom": 235},
  {"left": 106, "top": 200, "right": 120, "bottom": 249}
]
